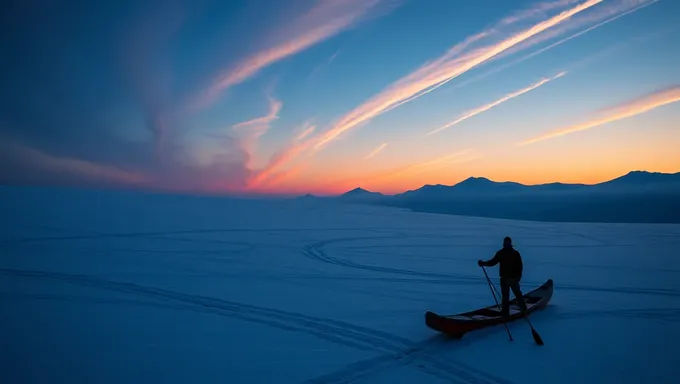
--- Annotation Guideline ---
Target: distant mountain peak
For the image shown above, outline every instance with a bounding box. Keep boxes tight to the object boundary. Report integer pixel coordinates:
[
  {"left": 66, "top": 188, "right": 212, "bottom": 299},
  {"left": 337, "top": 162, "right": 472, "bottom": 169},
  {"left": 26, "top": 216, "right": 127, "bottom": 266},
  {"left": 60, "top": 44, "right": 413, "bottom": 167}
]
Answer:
[
  {"left": 453, "top": 176, "right": 524, "bottom": 190},
  {"left": 345, "top": 187, "right": 367, "bottom": 194},
  {"left": 459, "top": 176, "right": 493, "bottom": 184},
  {"left": 604, "top": 170, "right": 680, "bottom": 185},
  {"left": 624, "top": 170, "right": 680, "bottom": 177},
  {"left": 341, "top": 187, "right": 382, "bottom": 197}
]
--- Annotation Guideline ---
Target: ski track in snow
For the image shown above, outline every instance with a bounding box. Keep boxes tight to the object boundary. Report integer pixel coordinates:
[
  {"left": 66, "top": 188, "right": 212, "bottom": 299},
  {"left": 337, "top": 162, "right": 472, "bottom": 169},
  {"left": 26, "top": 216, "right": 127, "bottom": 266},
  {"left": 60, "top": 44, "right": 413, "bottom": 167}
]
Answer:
[
  {"left": 300, "top": 234, "right": 680, "bottom": 298},
  {"left": 0, "top": 267, "right": 512, "bottom": 384},
  {"left": 2, "top": 190, "right": 680, "bottom": 383}
]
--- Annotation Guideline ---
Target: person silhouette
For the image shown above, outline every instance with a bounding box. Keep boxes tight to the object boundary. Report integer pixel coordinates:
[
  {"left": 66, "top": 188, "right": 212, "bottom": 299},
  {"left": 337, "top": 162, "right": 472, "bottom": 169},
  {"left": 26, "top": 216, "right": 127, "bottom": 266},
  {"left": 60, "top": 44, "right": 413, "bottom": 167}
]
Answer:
[{"left": 478, "top": 236, "right": 527, "bottom": 317}]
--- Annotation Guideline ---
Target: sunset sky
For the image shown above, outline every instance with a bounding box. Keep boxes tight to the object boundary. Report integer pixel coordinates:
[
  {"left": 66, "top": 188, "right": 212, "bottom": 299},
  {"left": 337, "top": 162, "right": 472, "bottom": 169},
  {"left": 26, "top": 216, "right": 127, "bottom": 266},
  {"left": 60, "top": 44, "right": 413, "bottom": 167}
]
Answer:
[{"left": 1, "top": 0, "right": 678, "bottom": 195}]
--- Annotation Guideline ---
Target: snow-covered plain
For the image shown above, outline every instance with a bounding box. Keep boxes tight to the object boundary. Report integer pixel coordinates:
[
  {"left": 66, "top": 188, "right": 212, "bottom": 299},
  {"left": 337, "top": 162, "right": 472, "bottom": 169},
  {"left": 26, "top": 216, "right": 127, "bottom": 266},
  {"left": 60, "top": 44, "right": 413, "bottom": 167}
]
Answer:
[{"left": 2, "top": 186, "right": 679, "bottom": 383}]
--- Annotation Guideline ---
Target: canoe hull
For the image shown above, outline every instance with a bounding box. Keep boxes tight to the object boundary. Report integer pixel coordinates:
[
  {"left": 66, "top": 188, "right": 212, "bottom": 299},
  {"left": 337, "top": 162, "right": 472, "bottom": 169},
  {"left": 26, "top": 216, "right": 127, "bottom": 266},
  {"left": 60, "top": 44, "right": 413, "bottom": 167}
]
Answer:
[{"left": 425, "top": 279, "right": 553, "bottom": 338}]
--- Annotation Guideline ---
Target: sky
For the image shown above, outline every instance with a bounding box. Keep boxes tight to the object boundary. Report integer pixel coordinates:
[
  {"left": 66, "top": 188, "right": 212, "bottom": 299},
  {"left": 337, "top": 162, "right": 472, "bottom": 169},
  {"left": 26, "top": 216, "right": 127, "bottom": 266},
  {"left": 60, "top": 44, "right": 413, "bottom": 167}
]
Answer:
[{"left": 1, "top": 0, "right": 679, "bottom": 196}]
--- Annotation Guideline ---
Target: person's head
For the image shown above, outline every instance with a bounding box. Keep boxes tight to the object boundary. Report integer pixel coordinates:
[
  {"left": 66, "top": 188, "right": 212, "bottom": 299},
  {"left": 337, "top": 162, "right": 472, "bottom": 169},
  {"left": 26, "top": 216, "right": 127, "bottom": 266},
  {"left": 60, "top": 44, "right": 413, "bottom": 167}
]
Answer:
[{"left": 503, "top": 236, "right": 512, "bottom": 247}]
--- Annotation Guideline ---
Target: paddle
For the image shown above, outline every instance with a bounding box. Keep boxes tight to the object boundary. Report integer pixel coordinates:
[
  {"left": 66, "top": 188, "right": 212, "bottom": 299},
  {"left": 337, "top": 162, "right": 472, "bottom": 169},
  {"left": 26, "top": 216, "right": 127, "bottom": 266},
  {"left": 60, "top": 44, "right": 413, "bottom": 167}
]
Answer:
[
  {"left": 481, "top": 266, "right": 513, "bottom": 342},
  {"left": 481, "top": 266, "right": 544, "bottom": 346}
]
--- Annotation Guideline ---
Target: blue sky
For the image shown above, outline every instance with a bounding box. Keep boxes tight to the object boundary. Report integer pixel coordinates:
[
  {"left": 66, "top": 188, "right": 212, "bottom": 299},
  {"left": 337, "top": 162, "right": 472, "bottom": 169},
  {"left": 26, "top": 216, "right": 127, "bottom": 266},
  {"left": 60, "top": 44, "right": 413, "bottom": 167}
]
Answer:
[{"left": 1, "top": 0, "right": 678, "bottom": 195}]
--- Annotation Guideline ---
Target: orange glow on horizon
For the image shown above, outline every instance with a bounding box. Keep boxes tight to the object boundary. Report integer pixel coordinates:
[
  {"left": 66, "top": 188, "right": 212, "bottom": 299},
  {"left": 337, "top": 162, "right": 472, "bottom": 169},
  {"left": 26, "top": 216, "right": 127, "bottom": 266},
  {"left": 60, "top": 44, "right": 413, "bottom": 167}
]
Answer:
[{"left": 243, "top": 155, "right": 680, "bottom": 196}]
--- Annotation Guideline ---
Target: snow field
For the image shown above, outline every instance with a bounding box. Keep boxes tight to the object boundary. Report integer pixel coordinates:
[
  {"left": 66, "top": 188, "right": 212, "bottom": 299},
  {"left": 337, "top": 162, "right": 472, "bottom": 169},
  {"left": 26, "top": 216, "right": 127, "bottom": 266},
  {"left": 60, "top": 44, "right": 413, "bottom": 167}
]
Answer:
[{"left": 1, "top": 186, "right": 679, "bottom": 383}]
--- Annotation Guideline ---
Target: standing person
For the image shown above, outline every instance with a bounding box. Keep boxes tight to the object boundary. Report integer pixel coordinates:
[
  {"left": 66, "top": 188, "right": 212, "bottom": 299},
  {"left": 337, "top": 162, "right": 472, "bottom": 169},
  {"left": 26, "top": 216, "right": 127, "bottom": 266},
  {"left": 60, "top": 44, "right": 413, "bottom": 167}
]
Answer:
[{"left": 478, "top": 236, "right": 527, "bottom": 317}]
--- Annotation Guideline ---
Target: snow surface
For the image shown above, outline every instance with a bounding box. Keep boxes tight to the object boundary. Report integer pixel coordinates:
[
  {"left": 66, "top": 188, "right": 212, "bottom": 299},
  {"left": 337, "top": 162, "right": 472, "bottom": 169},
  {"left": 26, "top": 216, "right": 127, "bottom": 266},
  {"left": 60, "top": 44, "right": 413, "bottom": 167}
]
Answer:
[{"left": 1, "top": 186, "right": 680, "bottom": 383}]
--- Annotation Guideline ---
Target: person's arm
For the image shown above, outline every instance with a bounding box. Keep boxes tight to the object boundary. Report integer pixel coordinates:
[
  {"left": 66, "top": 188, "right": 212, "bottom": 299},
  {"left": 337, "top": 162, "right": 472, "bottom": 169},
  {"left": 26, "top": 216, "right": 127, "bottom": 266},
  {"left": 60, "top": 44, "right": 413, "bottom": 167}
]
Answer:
[
  {"left": 479, "top": 251, "right": 501, "bottom": 267},
  {"left": 517, "top": 250, "right": 523, "bottom": 273}
]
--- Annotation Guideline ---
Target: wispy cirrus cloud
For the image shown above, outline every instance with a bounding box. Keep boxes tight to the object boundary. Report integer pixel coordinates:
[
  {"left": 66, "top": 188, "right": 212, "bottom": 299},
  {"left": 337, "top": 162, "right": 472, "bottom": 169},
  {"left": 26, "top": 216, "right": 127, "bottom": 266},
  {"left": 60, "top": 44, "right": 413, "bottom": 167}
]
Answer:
[
  {"left": 308, "top": 49, "right": 343, "bottom": 81},
  {"left": 244, "top": 117, "right": 320, "bottom": 189},
  {"left": 449, "top": 0, "right": 659, "bottom": 91},
  {"left": 247, "top": 137, "right": 316, "bottom": 189},
  {"left": 233, "top": 96, "right": 283, "bottom": 136},
  {"left": 0, "top": 140, "right": 147, "bottom": 187},
  {"left": 231, "top": 96, "right": 283, "bottom": 170},
  {"left": 427, "top": 71, "right": 566, "bottom": 136},
  {"left": 498, "top": 0, "right": 582, "bottom": 26},
  {"left": 499, "top": 0, "right": 658, "bottom": 61},
  {"left": 193, "top": 0, "right": 395, "bottom": 110},
  {"left": 519, "top": 85, "right": 680, "bottom": 146},
  {"left": 240, "top": 0, "right": 609, "bottom": 183},
  {"left": 295, "top": 121, "right": 317, "bottom": 141},
  {"left": 364, "top": 142, "right": 388, "bottom": 159},
  {"left": 521, "top": 1, "right": 658, "bottom": 61},
  {"left": 311, "top": 0, "right": 606, "bottom": 152}
]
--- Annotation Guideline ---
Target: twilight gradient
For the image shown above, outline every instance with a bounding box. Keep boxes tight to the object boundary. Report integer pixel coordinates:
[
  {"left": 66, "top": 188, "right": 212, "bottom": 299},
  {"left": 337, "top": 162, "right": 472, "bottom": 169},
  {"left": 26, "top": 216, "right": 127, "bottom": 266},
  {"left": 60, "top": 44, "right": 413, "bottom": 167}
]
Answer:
[{"left": 1, "top": 0, "right": 678, "bottom": 196}]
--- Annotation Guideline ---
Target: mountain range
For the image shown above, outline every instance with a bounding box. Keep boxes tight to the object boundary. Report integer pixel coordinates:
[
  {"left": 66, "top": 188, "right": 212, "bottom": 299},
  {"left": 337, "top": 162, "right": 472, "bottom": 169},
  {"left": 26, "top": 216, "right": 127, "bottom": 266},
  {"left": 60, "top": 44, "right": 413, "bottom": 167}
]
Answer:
[{"left": 300, "top": 171, "right": 680, "bottom": 223}]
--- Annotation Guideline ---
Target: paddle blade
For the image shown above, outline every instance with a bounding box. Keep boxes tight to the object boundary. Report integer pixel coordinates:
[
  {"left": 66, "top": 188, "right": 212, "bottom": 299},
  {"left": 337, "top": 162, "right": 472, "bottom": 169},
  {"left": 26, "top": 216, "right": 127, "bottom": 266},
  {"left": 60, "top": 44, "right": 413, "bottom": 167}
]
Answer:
[{"left": 531, "top": 328, "right": 544, "bottom": 346}]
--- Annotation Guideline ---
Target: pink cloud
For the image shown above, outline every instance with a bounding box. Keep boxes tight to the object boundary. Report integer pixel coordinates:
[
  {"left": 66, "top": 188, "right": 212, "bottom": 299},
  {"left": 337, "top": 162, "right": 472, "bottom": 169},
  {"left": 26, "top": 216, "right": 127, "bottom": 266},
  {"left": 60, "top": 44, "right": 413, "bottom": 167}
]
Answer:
[
  {"left": 192, "top": 0, "right": 395, "bottom": 110},
  {"left": 364, "top": 142, "right": 388, "bottom": 160},
  {"left": 295, "top": 121, "right": 317, "bottom": 141},
  {"left": 230, "top": 96, "right": 283, "bottom": 170},
  {"left": 232, "top": 97, "right": 283, "bottom": 134},
  {"left": 247, "top": 138, "right": 314, "bottom": 189}
]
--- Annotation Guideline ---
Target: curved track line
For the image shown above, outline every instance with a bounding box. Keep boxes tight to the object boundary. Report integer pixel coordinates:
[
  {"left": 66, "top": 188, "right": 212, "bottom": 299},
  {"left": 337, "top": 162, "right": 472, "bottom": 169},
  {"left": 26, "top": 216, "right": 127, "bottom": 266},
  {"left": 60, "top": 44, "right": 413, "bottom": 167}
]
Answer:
[
  {"left": 0, "top": 268, "right": 410, "bottom": 352},
  {"left": 301, "top": 236, "right": 680, "bottom": 298},
  {"left": 301, "top": 235, "right": 481, "bottom": 284},
  {"left": 0, "top": 268, "right": 513, "bottom": 384}
]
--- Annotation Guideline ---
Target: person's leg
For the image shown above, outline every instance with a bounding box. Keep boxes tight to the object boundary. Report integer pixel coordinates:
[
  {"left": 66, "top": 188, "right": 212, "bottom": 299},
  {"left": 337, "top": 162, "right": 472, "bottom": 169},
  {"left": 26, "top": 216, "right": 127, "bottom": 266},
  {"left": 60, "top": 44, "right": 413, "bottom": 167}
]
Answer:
[
  {"left": 500, "top": 278, "right": 510, "bottom": 317},
  {"left": 510, "top": 279, "right": 528, "bottom": 313}
]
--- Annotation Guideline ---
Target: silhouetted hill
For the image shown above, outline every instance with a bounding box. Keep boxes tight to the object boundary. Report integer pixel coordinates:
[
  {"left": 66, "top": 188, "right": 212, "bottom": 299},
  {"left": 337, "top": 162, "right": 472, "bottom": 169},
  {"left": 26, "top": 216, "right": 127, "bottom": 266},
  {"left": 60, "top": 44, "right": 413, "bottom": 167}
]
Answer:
[
  {"left": 341, "top": 187, "right": 375, "bottom": 196},
  {"left": 331, "top": 171, "right": 680, "bottom": 223},
  {"left": 338, "top": 187, "right": 383, "bottom": 201},
  {"left": 395, "top": 177, "right": 577, "bottom": 200},
  {"left": 390, "top": 171, "right": 680, "bottom": 201},
  {"left": 591, "top": 171, "right": 680, "bottom": 193},
  {"left": 604, "top": 170, "right": 680, "bottom": 185}
]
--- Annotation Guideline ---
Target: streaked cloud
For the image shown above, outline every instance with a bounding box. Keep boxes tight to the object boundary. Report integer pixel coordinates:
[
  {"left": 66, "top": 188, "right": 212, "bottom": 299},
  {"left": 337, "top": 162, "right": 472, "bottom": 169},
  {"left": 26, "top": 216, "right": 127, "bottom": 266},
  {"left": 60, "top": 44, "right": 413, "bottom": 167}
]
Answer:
[
  {"left": 427, "top": 71, "right": 566, "bottom": 136},
  {"left": 230, "top": 96, "right": 282, "bottom": 170},
  {"left": 501, "top": 0, "right": 658, "bottom": 61},
  {"left": 309, "top": 49, "right": 343, "bottom": 80},
  {"left": 247, "top": 140, "right": 312, "bottom": 189},
  {"left": 311, "top": 0, "right": 605, "bottom": 152},
  {"left": 233, "top": 97, "right": 282, "bottom": 136},
  {"left": 1, "top": 141, "right": 147, "bottom": 186},
  {"left": 194, "top": 0, "right": 394, "bottom": 110},
  {"left": 519, "top": 85, "right": 680, "bottom": 146},
  {"left": 498, "top": 0, "right": 582, "bottom": 26},
  {"left": 295, "top": 121, "right": 317, "bottom": 141},
  {"left": 364, "top": 142, "right": 388, "bottom": 159},
  {"left": 449, "top": 0, "right": 659, "bottom": 91}
]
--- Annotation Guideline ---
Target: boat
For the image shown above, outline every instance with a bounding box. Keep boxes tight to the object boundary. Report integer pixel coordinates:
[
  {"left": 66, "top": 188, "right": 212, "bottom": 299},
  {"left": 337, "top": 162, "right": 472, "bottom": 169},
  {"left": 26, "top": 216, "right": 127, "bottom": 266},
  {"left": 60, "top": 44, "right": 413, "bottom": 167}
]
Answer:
[{"left": 425, "top": 278, "right": 553, "bottom": 338}]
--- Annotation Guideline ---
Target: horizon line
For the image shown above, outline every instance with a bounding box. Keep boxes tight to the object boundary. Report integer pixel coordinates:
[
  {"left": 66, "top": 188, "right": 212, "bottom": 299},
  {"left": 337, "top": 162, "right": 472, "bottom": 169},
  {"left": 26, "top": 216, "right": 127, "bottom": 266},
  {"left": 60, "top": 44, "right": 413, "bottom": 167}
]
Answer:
[{"left": 2, "top": 168, "right": 678, "bottom": 199}]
